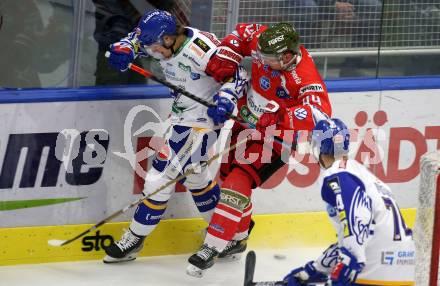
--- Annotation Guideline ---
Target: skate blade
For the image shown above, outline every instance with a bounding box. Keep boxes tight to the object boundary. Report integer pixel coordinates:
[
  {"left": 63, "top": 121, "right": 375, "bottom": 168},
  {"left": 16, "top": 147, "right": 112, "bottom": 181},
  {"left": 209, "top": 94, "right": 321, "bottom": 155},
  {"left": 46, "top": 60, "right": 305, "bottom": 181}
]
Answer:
[
  {"left": 186, "top": 264, "right": 206, "bottom": 278},
  {"left": 219, "top": 253, "right": 242, "bottom": 261},
  {"left": 103, "top": 254, "right": 137, "bottom": 264}
]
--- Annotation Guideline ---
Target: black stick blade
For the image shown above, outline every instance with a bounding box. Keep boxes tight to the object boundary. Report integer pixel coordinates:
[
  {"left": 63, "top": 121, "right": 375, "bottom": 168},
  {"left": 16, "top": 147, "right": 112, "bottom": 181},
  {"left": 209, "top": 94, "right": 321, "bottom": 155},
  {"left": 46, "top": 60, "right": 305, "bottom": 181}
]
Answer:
[{"left": 244, "top": 250, "right": 257, "bottom": 286}]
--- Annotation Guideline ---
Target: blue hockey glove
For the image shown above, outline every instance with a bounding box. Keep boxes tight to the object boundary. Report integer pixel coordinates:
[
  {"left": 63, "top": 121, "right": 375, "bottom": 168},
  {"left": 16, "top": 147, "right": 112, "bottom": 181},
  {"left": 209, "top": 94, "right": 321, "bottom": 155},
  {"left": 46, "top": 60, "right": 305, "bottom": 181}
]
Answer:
[
  {"left": 284, "top": 261, "right": 328, "bottom": 286},
  {"left": 330, "top": 247, "right": 364, "bottom": 285},
  {"left": 207, "top": 91, "right": 236, "bottom": 125},
  {"left": 108, "top": 41, "right": 135, "bottom": 71}
]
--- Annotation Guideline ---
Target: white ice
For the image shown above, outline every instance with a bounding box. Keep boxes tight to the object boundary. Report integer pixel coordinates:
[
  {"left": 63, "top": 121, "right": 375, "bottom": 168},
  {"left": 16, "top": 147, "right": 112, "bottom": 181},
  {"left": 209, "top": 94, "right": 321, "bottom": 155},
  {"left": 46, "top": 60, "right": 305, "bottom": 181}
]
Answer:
[{"left": 0, "top": 247, "right": 324, "bottom": 286}]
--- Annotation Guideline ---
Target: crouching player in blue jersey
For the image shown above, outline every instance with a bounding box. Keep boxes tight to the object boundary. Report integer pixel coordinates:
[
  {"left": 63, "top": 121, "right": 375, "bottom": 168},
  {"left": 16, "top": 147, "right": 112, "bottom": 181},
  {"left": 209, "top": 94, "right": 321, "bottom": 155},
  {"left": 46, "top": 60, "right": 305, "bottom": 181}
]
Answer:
[
  {"left": 283, "top": 118, "right": 415, "bottom": 285},
  {"left": 102, "top": 10, "right": 249, "bottom": 263}
]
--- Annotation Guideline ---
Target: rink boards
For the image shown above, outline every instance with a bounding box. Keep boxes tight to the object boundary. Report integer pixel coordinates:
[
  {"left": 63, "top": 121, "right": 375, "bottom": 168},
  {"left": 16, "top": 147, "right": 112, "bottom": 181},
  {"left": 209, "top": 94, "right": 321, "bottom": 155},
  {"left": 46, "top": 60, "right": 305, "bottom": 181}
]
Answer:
[
  {"left": 0, "top": 209, "right": 417, "bottom": 265},
  {"left": 0, "top": 77, "right": 438, "bottom": 265}
]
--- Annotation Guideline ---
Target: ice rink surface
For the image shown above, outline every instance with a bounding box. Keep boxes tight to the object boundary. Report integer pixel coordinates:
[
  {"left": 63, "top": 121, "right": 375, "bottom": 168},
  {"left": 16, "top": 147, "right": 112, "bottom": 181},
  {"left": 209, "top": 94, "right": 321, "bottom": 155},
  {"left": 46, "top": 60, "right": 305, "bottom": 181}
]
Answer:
[{"left": 0, "top": 247, "right": 323, "bottom": 286}]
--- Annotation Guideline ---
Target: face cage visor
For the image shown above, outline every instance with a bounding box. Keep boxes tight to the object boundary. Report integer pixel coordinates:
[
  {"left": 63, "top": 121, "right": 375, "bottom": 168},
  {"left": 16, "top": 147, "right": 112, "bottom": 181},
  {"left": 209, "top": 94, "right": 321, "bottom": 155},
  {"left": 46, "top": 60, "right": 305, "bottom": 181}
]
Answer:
[{"left": 257, "top": 47, "right": 297, "bottom": 70}]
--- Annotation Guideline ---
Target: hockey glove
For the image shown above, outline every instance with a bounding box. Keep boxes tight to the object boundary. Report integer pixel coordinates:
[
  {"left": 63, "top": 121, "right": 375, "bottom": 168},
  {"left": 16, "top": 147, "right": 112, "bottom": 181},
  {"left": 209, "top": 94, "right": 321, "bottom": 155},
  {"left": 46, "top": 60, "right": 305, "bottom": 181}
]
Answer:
[
  {"left": 108, "top": 41, "right": 135, "bottom": 71},
  {"left": 256, "top": 100, "right": 289, "bottom": 141},
  {"left": 207, "top": 91, "right": 236, "bottom": 125},
  {"left": 330, "top": 247, "right": 364, "bottom": 285},
  {"left": 284, "top": 261, "right": 328, "bottom": 286},
  {"left": 206, "top": 35, "right": 243, "bottom": 83}
]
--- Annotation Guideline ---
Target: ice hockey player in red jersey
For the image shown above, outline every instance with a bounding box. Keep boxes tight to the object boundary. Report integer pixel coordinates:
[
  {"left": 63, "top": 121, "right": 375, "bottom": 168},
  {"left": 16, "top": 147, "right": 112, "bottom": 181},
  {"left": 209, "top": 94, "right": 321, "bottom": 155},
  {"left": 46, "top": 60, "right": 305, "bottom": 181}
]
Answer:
[{"left": 186, "top": 22, "right": 333, "bottom": 277}]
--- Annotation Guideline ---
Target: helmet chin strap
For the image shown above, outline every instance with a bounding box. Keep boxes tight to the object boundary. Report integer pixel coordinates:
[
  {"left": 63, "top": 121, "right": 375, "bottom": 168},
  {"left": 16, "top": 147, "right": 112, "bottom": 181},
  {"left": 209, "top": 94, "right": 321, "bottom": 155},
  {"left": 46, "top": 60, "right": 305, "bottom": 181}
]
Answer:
[
  {"left": 318, "top": 154, "right": 328, "bottom": 169},
  {"left": 281, "top": 54, "right": 298, "bottom": 70},
  {"left": 163, "top": 37, "right": 177, "bottom": 54}
]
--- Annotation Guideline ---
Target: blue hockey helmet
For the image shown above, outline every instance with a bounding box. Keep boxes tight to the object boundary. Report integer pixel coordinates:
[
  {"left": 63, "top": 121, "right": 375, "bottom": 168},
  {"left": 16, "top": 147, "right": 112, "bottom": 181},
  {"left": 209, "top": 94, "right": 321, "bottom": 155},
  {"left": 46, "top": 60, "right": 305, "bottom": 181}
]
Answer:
[
  {"left": 136, "top": 10, "right": 177, "bottom": 46},
  {"left": 311, "top": 118, "right": 350, "bottom": 159}
]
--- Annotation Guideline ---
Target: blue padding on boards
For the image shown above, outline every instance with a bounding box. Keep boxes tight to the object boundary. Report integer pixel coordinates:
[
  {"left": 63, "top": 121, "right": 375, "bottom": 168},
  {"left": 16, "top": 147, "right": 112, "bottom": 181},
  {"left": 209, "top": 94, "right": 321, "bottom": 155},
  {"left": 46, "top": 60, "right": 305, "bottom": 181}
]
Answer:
[
  {"left": 0, "top": 85, "right": 170, "bottom": 103},
  {"left": 0, "top": 76, "right": 439, "bottom": 103},
  {"left": 326, "top": 76, "right": 440, "bottom": 92}
]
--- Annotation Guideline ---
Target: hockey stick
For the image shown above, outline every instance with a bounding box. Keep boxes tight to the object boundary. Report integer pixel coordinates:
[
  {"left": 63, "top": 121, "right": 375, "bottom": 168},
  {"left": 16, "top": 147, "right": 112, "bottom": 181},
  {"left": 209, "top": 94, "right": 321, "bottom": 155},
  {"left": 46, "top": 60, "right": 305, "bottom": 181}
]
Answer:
[
  {"left": 244, "top": 251, "right": 327, "bottom": 286},
  {"left": 104, "top": 51, "right": 244, "bottom": 123},
  {"left": 48, "top": 134, "right": 250, "bottom": 247},
  {"left": 244, "top": 251, "right": 286, "bottom": 286}
]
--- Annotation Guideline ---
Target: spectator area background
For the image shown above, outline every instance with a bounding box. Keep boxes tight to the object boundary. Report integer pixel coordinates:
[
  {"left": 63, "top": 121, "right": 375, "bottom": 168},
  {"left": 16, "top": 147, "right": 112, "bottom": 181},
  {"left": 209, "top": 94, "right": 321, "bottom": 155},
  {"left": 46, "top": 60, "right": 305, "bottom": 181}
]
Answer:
[{"left": 0, "top": 0, "right": 439, "bottom": 88}]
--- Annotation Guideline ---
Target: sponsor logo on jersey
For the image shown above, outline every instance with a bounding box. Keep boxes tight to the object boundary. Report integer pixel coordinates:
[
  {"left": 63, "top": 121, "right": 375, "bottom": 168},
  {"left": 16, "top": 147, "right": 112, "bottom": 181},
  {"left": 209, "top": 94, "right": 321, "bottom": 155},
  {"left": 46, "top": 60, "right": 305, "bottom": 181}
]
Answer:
[
  {"left": 182, "top": 52, "right": 201, "bottom": 67},
  {"left": 271, "top": 70, "right": 280, "bottom": 77},
  {"left": 199, "top": 31, "right": 221, "bottom": 46},
  {"left": 247, "top": 96, "right": 266, "bottom": 115},
  {"left": 190, "top": 72, "right": 201, "bottom": 80},
  {"left": 189, "top": 44, "right": 204, "bottom": 57},
  {"left": 299, "top": 84, "right": 324, "bottom": 95},
  {"left": 259, "top": 76, "right": 270, "bottom": 90},
  {"left": 268, "top": 35, "right": 284, "bottom": 46},
  {"left": 294, "top": 107, "right": 308, "bottom": 120},
  {"left": 291, "top": 69, "right": 301, "bottom": 84},
  {"left": 381, "top": 251, "right": 395, "bottom": 265},
  {"left": 164, "top": 69, "right": 176, "bottom": 77},
  {"left": 178, "top": 62, "right": 191, "bottom": 72},
  {"left": 194, "top": 37, "right": 211, "bottom": 53},
  {"left": 381, "top": 250, "right": 415, "bottom": 265},
  {"left": 240, "top": 106, "right": 258, "bottom": 127},
  {"left": 276, "top": 87, "right": 290, "bottom": 99}
]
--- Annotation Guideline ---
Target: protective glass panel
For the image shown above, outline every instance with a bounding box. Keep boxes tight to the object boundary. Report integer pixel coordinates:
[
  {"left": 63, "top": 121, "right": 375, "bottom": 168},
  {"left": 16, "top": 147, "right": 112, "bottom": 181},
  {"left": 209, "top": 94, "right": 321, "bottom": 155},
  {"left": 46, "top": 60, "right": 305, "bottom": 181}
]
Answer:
[{"left": 0, "top": 0, "right": 74, "bottom": 89}]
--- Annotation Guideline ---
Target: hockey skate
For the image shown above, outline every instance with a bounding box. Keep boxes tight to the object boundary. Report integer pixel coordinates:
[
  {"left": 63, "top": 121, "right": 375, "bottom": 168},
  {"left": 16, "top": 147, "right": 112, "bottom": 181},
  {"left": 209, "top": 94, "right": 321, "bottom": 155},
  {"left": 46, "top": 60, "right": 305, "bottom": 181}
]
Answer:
[
  {"left": 103, "top": 229, "right": 146, "bottom": 263},
  {"left": 219, "top": 219, "right": 255, "bottom": 260},
  {"left": 186, "top": 244, "right": 219, "bottom": 278}
]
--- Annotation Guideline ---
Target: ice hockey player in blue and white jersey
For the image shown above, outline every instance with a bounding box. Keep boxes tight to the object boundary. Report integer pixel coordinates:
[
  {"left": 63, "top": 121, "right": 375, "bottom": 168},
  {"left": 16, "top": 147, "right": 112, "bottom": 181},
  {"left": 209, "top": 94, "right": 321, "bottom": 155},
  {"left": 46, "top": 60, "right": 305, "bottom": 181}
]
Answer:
[
  {"left": 102, "top": 10, "right": 249, "bottom": 263},
  {"left": 283, "top": 118, "right": 415, "bottom": 286}
]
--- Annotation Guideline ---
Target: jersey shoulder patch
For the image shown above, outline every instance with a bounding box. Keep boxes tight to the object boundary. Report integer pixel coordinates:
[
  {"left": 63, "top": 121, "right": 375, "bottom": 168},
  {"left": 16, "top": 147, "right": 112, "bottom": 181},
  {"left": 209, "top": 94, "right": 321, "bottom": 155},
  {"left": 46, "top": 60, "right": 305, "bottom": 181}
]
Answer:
[{"left": 183, "top": 30, "right": 218, "bottom": 69}]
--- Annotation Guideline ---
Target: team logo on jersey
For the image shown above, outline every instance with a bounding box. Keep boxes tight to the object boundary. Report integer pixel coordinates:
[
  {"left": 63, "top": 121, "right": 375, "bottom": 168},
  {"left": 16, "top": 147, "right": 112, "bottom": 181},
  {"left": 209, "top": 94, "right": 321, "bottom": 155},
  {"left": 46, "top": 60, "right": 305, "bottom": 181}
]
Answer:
[
  {"left": 350, "top": 189, "right": 373, "bottom": 245},
  {"left": 299, "top": 84, "right": 324, "bottom": 95},
  {"left": 294, "top": 107, "right": 308, "bottom": 120},
  {"left": 259, "top": 76, "right": 270, "bottom": 90},
  {"left": 276, "top": 87, "right": 290, "bottom": 99},
  {"left": 194, "top": 38, "right": 211, "bottom": 53}
]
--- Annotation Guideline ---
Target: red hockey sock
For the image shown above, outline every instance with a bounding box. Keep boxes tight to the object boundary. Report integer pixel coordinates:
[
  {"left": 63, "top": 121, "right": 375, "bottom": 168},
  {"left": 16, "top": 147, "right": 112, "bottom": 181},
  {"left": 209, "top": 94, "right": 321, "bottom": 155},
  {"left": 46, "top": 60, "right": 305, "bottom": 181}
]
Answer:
[
  {"left": 234, "top": 203, "right": 253, "bottom": 240},
  {"left": 205, "top": 167, "right": 253, "bottom": 251}
]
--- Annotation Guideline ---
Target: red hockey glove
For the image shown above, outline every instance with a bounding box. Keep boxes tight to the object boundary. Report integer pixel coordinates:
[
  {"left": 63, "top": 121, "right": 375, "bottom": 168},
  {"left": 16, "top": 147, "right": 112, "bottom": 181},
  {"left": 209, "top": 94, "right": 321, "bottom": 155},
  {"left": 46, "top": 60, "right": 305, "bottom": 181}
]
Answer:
[{"left": 206, "top": 35, "right": 243, "bottom": 82}]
